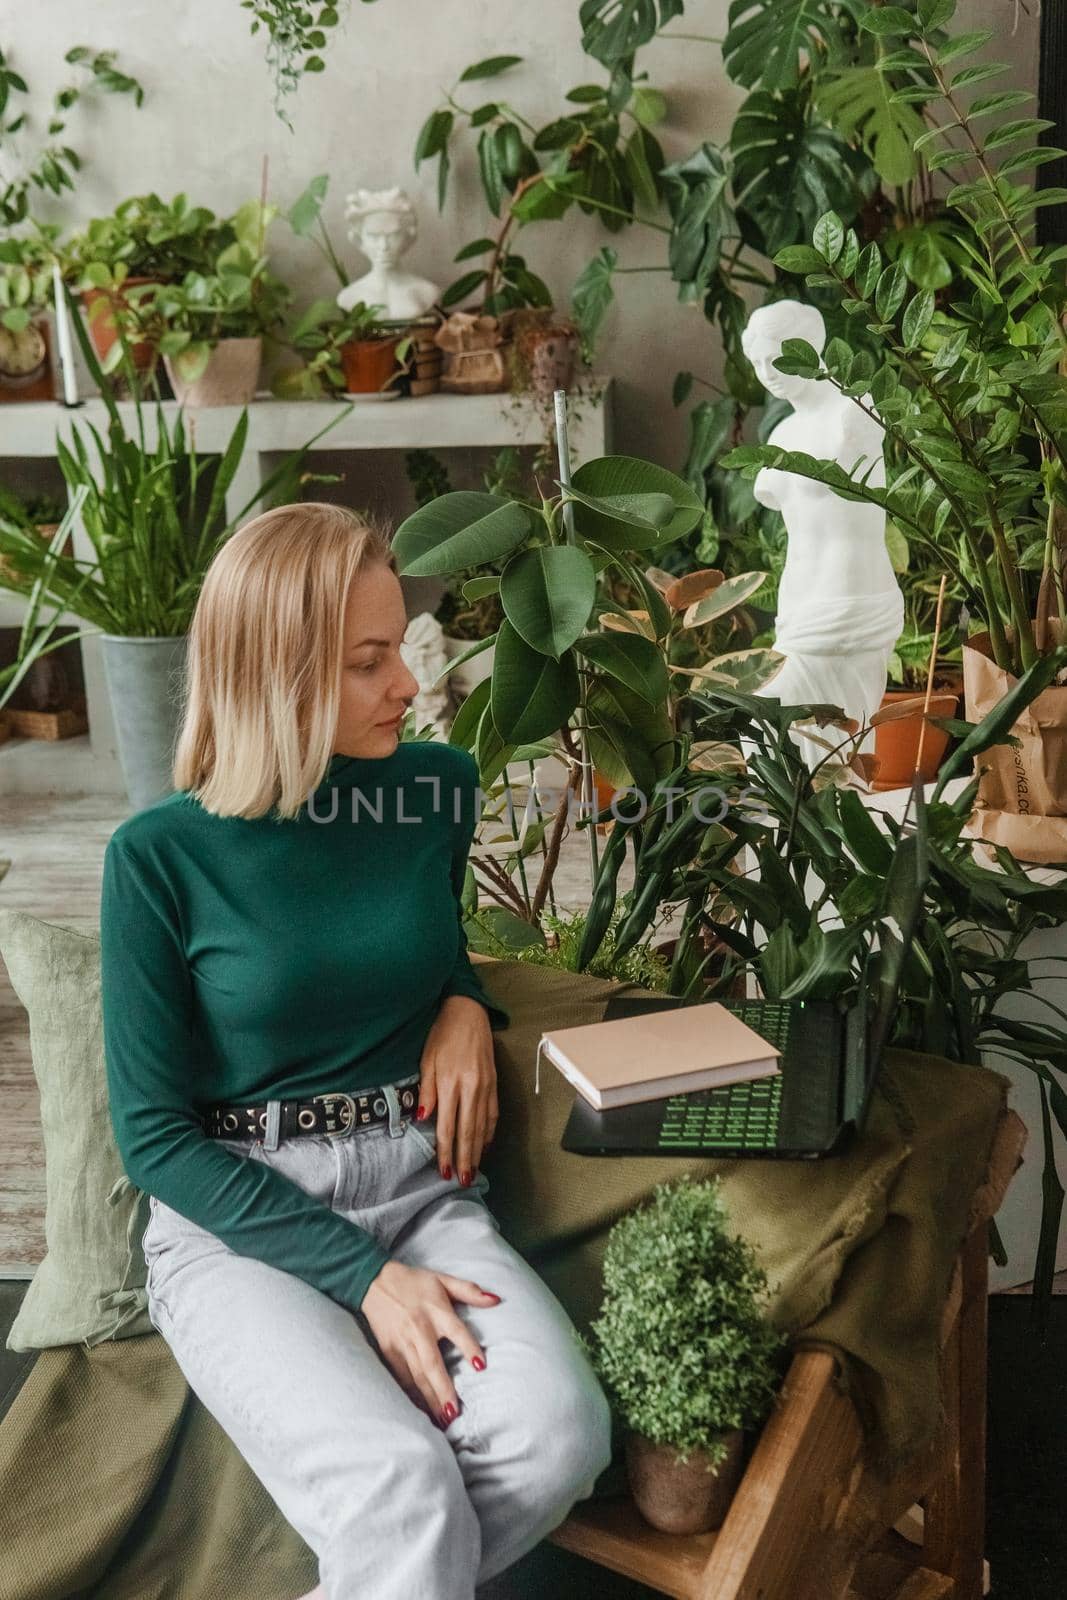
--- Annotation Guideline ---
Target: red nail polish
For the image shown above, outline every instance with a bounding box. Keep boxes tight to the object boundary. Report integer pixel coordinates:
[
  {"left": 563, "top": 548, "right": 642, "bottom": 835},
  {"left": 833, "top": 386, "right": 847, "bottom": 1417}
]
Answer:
[
  {"left": 461, "top": 1170, "right": 471, "bottom": 1186},
  {"left": 472, "top": 1355, "right": 486, "bottom": 1371},
  {"left": 442, "top": 1164, "right": 452, "bottom": 1180},
  {"left": 444, "top": 1402, "right": 458, "bottom": 1422},
  {"left": 416, "top": 1105, "right": 426, "bottom": 1120}
]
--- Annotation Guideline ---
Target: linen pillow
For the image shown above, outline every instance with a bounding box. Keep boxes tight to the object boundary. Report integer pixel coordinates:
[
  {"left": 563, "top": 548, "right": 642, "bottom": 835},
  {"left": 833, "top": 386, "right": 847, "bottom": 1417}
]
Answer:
[{"left": 0, "top": 908, "right": 152, "bottom": 1351}]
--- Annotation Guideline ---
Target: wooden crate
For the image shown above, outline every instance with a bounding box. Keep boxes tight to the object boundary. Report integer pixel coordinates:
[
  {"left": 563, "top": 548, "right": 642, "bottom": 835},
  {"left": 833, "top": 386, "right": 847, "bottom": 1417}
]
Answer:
[{"left": 4, "top": 701, "right": 88, "bottom": 741}]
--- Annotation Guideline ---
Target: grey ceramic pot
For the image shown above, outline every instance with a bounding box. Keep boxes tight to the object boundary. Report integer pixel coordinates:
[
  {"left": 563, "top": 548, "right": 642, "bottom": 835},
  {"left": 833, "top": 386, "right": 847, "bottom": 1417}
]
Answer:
[{"left": 99, "top": 634, "right": 188, "bottom": 813}]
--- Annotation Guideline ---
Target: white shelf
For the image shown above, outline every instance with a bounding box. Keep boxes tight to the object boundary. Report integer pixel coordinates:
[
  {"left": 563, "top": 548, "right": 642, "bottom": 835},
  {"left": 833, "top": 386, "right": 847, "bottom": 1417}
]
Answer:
[
  {"left": 0, "top": 381, "right": 613, "bottom": 458},
  {"left": 0, "top": 383, "right": 615, "bottom": 799}
]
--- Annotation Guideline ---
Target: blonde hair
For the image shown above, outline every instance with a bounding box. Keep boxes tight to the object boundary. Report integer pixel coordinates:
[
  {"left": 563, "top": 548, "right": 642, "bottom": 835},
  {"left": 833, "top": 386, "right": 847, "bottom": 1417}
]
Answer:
[{"left": 173, "top": 502, "right": 397, "bottom": 821}]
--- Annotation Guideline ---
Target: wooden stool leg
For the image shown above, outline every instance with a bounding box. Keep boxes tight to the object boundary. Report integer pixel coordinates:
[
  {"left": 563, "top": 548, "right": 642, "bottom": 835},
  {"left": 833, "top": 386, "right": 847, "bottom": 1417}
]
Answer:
[{"left": 922, "top": 1226, "right": 989, "bottom": 1600}]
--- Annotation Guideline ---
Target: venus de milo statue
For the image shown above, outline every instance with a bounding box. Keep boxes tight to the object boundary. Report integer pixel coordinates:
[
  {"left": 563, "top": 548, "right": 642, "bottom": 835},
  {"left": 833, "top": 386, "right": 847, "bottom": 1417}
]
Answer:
[{"left": 740, "top": 300, "right": 904, "bottom": 768}]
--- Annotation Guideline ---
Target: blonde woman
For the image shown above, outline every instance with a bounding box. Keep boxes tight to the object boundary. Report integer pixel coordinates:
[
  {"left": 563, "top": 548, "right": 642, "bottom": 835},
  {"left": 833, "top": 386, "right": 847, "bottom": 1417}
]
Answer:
[{"left": 99, "top": 504, "right": 613, "bottom": 1600}]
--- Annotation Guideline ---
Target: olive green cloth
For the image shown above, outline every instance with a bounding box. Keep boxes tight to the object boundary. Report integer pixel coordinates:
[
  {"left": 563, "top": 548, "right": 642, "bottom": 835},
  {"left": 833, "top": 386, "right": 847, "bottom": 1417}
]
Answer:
[{"left": 0, "top": 960, "right": 1010, "bottom": 1600}]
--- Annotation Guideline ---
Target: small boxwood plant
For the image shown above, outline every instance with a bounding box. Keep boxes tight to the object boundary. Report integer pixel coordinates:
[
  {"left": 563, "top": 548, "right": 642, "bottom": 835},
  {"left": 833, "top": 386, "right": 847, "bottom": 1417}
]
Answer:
[{"left": 582, "top": 1175, "right": 785, "bottom": 1470}]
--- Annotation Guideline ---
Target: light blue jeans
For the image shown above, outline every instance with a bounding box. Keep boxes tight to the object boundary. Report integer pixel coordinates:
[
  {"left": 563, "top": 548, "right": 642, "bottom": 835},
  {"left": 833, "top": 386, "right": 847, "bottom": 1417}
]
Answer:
[{"left": 142, "top": 1070, "right": 614, "bottom": 1599}]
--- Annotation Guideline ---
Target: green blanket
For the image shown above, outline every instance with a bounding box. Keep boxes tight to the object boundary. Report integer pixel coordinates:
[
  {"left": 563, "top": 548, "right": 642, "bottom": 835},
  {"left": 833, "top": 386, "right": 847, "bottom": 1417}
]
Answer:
[{"left": 0, "top": 961, "right": 1010, "bottom": 1600}]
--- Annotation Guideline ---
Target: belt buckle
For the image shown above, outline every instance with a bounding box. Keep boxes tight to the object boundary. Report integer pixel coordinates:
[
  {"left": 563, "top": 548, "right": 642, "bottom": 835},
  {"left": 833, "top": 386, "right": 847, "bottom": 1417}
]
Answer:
[{"left": 315, "top": 1092, "right": 357, "bottom": 1138}]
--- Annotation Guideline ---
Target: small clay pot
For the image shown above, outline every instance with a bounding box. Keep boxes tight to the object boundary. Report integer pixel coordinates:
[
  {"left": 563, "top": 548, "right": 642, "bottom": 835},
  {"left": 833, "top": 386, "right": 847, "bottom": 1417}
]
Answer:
[
  {"left": 872, "top": 685, "right": 960, "bottom": 792},
  {"left": 340, "top": 335, "right": 402, "bottom": 396},
  {"left": 625, "top": 1429, "right": 745, "bottom": 1535},
  {"left": 82, "top": 277, "right": 161, "bottom": 371},
  {"left": 526, "top": 328, "right": 578, "bottom": 397}
]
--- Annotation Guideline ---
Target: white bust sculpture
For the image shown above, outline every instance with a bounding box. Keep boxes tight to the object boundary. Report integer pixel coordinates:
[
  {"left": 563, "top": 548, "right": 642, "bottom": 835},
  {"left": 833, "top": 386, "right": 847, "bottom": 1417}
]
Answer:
[
  {"left": 336, "top": 186, "right": 442, "bottom": 321},
  {"left": 399, "top": 611, "right": 455, "bottom": 741},
  {"left": 740, "top": 300, "right": 904, "bottom": 769}
]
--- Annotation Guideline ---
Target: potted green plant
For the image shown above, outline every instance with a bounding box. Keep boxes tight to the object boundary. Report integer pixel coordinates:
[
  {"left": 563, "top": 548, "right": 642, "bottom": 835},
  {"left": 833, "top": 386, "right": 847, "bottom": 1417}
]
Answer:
[
  {"left": 0, "top": 489, "right": 100, "bottom": 737},
  {"left": 720, "top": 4, "right": 1067, "bottom": 861},
  {"left": 0, "top": 293, "right": 347, "bottom": 809},
  {"left": 277, "top": 175, "right": 416, "bottom": 399},
  {"left": 0, "top": 229, "right": 59, "bottom": 402},
  {"left": 581, "top": 1174, "right": 783, "bottom": 1534},
  {"left": 107, "top": 202, "right": 291, "bottom": 406},
  {"left": 875, "top": 572, "right": 963, "bottom": 791},
  {"left": 154, "top": 251, "right": 288, "bottom": 406},
  {"left": 390, "top": 448, "right": 775, "bottom": 929},
  {"left": 63, "top": 192, "right": 222, "bottom": 372},
  {"left": 275, "top": 296, "right": 410, "bottom": 398}
]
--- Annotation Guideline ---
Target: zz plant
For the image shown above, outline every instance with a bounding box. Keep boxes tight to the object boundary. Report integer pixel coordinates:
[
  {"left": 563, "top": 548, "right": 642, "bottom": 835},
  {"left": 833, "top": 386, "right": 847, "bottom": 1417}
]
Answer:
[
  {"left": 574, "top": 679, "right": 1067, "bottom": 1300},
  {"left": 722, "top": 2, "right": 1067, "bottom": 679}
]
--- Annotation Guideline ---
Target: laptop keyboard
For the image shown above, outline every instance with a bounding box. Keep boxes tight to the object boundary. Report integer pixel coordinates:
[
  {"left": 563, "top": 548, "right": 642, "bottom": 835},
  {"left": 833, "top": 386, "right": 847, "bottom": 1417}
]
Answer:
[{"left": 656, "top": 1001, "right": 792, "bottom": 1151}]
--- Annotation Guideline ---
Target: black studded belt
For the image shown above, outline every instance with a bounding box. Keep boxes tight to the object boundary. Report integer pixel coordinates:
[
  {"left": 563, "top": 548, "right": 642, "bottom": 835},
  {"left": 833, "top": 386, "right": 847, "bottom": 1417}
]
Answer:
[{"left": 200, "top": 1082, "right": 421, "bottom": 1142}]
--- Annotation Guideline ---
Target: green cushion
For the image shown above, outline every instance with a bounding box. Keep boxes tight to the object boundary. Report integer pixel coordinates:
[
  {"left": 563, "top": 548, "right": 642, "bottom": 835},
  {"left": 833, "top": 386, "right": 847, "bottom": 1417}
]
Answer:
[{"left": 0, "top": 910, "right": 152, "bottom": 1352}]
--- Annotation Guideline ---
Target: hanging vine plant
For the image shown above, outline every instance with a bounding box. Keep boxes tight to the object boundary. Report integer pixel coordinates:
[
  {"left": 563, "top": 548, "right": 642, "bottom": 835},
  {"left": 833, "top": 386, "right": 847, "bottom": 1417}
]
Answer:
[{"left": 241, "top": 1, "right": 366, "bottom": 124}]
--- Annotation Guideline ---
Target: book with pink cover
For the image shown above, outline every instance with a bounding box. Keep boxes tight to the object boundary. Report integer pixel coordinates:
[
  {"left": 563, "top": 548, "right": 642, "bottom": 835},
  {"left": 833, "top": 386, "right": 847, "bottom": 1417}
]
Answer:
[{"left": 535, "top": 1001, "right": 781, "bottom": 1110}]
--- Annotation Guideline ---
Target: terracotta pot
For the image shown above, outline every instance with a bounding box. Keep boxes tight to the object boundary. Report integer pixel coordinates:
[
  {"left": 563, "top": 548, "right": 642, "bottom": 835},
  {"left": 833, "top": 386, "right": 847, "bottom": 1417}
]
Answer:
[
  {"left": 164, "top": 337, "right": 262, "bottom": 408},
  {"left": 340, "top": 335, "right": 402, "bottom": 396},
  {"left": 593, "top": 769, "right": 616, "bottom": 813},
  {"left": 625, "top": 1429, "right": 745, "bottom": 1534},
  {"left": 872, "top": 686, "right": 960, "bottom": 792},
  {"left": 82, "top": 277, "right": 161, "bottom": 371}
]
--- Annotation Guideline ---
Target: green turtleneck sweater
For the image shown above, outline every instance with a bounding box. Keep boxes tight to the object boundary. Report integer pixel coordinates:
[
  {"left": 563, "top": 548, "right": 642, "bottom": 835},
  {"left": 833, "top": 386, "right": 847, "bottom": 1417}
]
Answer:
[{"left": 100, "top": 740, "right": 509, "bottom": 1313}]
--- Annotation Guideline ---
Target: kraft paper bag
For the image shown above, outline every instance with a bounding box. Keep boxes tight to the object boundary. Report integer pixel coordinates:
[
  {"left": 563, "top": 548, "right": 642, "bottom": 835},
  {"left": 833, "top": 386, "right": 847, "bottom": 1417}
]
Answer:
[{"left": 963, "top": 630, "right": 1067, "bottom": 863}]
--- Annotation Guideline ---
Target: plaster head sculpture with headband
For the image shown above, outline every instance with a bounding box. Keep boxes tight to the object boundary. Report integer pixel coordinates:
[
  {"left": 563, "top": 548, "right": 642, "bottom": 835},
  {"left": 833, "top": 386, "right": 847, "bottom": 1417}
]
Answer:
[
  {"left": 336, "top": 185, "right": 442, "bottom": 319},
  {"left": 740, "top": 300, "right": 830, "bottom": 406},
  {"left": 737, "top": 297, "right": 904, "bottom": 769}
]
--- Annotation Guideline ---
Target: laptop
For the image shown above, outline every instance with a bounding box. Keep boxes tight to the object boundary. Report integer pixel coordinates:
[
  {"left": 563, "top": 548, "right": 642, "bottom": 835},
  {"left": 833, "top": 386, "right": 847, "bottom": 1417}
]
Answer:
[{"left": 561, "top": 782, "right": 928, "bottom": 1161}]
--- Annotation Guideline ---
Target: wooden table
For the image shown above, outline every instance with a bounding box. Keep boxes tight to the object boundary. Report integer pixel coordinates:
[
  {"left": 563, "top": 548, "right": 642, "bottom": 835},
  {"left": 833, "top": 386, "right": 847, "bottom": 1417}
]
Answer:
[{"left": 548, "top": 1108, "right": 1027, "bottom": 1600}]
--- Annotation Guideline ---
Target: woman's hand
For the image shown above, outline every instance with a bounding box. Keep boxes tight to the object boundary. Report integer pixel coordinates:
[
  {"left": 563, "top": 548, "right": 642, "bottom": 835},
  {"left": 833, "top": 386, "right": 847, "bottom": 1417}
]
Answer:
[
  {"left": 361, "top": 1260, "right": 501, "bottom": 1427},
  {"left": 417, "top": 994, "right": 498, "bottom": 1185}
]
